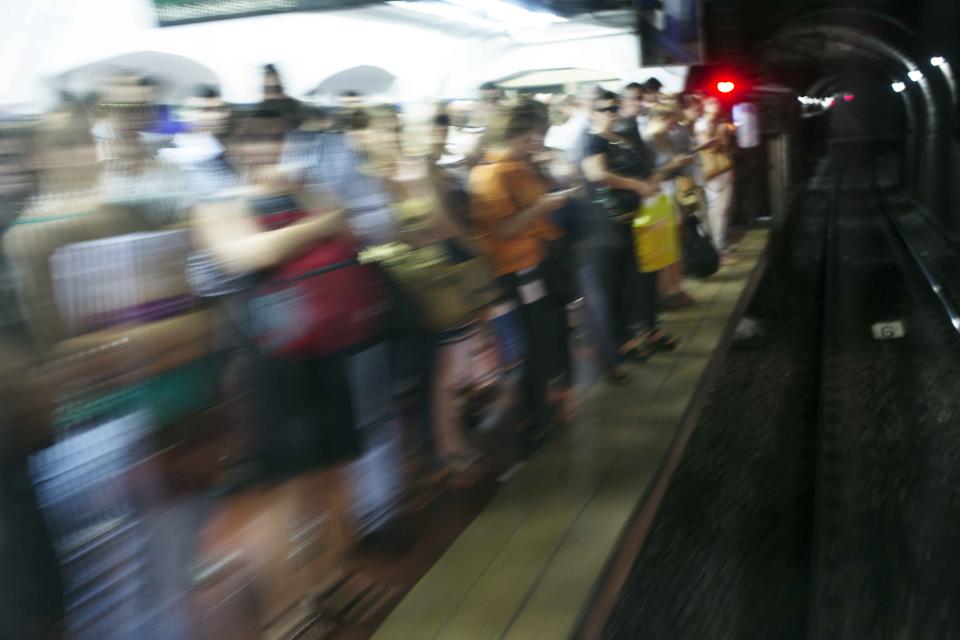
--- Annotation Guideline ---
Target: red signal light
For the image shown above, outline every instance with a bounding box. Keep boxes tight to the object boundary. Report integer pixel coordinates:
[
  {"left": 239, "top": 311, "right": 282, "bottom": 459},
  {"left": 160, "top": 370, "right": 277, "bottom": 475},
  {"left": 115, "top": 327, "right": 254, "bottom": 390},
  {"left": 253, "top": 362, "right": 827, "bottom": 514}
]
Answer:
[
  {"left": 716, "top": 81, "right": 736, "bottom": 94},
  {"left": 843, "top": 93, "right": 855, "bottom": 102}
]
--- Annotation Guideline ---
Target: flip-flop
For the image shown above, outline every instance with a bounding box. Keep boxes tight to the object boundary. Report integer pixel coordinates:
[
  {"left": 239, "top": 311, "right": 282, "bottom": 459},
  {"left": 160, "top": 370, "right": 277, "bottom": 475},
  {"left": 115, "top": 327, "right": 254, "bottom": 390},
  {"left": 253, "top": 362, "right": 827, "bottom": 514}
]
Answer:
[
  {"left": 606, "top": 365, "right": 632, "bottom": 385},
  {"left": 644, "top": 330, "right": 680, "bottom": 353}
]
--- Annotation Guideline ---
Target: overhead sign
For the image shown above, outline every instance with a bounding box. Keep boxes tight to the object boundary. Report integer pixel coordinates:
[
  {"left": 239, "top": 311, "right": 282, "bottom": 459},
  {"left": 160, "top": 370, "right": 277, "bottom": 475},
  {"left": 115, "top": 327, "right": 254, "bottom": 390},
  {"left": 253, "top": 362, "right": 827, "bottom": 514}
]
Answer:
[
  {"left": 637, "top": 0, "right": 704, "bottom": 67},
  {"left": 152, "top": 0, "right": 371, "bottom": 27}
]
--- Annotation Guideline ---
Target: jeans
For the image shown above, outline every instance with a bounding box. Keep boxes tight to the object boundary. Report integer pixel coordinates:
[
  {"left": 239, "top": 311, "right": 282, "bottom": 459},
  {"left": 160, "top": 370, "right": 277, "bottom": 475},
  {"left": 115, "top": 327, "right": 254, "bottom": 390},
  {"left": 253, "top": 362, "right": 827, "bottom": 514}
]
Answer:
[
  {"left": 577, "top": 258, "right": 622, "bottom": 371},
  {"left": 597, "top": 224, "right": 659, "bottom": 347}
]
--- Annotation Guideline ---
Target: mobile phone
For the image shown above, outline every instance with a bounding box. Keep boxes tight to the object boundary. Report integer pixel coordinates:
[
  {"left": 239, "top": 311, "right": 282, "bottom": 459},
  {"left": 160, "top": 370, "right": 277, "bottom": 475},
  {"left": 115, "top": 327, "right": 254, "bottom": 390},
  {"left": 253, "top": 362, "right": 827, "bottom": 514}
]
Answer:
[{"left": 551, "top": 186, "right": 581, "bottom": 198}]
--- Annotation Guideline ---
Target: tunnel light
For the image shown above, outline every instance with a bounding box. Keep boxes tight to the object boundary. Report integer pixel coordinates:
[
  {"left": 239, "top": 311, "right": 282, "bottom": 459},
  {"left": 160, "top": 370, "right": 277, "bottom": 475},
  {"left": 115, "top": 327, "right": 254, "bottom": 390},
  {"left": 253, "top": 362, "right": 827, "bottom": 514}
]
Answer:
[
  {"left": 908, "top": 69, "right": 924, "bottom": 82},
  {"left": 931, "top": 56, "right": 946, "bottom": 67},
  {"left": 891, "top": 81, "right": 906, "bottom": 93}
]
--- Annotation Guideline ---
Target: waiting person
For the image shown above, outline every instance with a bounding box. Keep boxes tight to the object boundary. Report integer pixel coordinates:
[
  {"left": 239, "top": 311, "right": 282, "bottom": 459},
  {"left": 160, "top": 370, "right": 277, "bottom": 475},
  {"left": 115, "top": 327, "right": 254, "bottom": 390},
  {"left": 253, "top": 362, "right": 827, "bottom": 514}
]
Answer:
[
  {"left": 695, "top": 96, "right": 738, "bottom": 264},
  {"left": 544, "top": 96, "right": 632, "bottom": 385},
  {"left": 159, "top": 84, "right": 235, "bottom": 195},
  {"left": 5, "top": 103, "right": 108, "bottom": 345},
  {"left": 645, "top": 100, "right": 696, "bottom": 309},
  {"left": 0, "top": 119, "right": 65, "bottom": 640},
  {"left": 470, "top": 102, "right": 572, "bottom": 438},
  {"left": 544, "top": 94, "right": 591, "bottom": 163},
  {"left": 581, "top": 91, "right": 681, "bottom": 362},
  {"left": 191, "top": 109, "right": 363, "bottom": 584},
  {"left": 96, "top": 75, "right": 195, "bottom": 230},
  {"left": 463, "top": 82, "right": 510, "bottom": 168},
  {"left": 260, "top": 63, "right": 301, "bottom": 131},
  {"left": 337, "top": 90, "right": 365, "bottom": 109}
]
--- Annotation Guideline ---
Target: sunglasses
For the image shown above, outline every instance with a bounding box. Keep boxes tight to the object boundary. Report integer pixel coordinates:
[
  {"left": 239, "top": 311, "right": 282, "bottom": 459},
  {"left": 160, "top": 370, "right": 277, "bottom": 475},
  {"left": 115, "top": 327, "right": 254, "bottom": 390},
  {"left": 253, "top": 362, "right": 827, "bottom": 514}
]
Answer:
[{"left": 596, "top": 105, "right": 621, "bottom": 114}]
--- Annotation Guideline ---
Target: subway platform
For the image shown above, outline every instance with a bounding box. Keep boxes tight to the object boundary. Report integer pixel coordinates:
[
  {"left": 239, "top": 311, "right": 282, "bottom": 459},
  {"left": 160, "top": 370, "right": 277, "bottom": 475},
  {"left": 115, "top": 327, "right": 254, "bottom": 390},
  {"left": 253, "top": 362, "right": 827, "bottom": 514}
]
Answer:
[{"left": 373, "top": 229, "right": 769, "bottom": 639}]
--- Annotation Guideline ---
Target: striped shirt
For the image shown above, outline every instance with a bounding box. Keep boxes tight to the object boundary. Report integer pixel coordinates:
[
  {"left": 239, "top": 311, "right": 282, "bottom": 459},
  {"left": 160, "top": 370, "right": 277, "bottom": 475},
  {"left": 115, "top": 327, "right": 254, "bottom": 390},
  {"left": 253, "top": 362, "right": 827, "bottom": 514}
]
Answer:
[{"left": 282, "top": 131, "right": 397, "bottom": 248}]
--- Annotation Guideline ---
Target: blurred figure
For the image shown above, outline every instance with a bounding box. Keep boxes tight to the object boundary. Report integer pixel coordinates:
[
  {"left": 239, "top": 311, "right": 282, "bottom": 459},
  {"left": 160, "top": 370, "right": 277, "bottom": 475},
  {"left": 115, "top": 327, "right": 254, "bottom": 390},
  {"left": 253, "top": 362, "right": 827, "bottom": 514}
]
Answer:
[
  {"left": 464, "top": 82, "right": 510, "bottom": 168},
  {"left": 9, "top": 97, "right": 195, "bottom": 640},
  {"left": 160, "top": 84, "right": 235, "bottom": 195},
  {"left": 581, "top": 91, "right": 680, "bottom": 362},
  {"left": 545, "top": 95, "right": 632, "bottom": 384},
  {"left": 426, "top": 111, "right": 476, "bottom": 253},
  {"left": 260, "top": 63, "right": 301, "bottom": 131},
  {"left": 0, "top": 119, "right": 65, "bottom": 640},
  {"left": 5, "top": 104, "right": 105, "bottom": 344},
  {"left": 544, "top": 94, "right": 591, "bottom": 163},
  {"left": 470, "top": 102, "right": 571, "bottom": 439},
  {"left": 337, "top": 90, "right": 364, "bottom": 109},
  {"left": 645, "top": 99, "right": 696, "bottom": 308},
  {"left": 695, "top": 96, "right": 738, "bottom": 263},
  {"left": 92, "top": 75, "right": 162, "bottom": 161},
  {"left": 192, "top": 108, "right": 364, "bottom": 592}
]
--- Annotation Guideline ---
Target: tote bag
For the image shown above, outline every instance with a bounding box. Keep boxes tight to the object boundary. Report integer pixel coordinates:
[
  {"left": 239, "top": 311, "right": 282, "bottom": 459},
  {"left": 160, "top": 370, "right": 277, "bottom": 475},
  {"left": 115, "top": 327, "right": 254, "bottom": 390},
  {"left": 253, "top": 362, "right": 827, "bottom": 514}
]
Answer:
[{"left": 632, "top": 194, "right": 680, "bottom": 273}]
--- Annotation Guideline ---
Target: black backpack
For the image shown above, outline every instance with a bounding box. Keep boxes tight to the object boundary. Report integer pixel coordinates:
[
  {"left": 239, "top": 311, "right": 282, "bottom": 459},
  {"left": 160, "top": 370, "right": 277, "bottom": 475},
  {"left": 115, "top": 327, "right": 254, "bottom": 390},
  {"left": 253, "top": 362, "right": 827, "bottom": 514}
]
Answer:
[{"left": 682, "top": 213, "right": 719, "bottom": 278}]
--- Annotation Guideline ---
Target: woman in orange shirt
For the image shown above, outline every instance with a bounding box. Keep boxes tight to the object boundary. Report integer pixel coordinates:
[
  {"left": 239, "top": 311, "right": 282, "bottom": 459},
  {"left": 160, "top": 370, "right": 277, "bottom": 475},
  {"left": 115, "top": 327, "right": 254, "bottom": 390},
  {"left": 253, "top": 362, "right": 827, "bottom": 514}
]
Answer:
[{"left": 469, "top": 103, "right": 571, "bottom": 438}]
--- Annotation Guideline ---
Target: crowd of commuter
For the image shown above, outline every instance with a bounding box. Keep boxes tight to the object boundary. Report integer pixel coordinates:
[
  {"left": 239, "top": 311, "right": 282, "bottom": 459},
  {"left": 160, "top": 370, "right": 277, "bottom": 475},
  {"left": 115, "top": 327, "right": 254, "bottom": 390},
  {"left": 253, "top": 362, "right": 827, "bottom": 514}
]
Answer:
[{"left": 0, "top": 66, "right": 741, "bottom": 639}]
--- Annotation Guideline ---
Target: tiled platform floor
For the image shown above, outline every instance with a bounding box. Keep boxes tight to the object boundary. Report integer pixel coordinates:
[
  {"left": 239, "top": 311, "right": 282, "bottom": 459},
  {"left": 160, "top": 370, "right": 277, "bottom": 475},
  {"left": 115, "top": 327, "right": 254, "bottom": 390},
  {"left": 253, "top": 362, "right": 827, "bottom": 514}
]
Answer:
[{"left": 373, "top": 230, "right": 769, "bottom": 640}]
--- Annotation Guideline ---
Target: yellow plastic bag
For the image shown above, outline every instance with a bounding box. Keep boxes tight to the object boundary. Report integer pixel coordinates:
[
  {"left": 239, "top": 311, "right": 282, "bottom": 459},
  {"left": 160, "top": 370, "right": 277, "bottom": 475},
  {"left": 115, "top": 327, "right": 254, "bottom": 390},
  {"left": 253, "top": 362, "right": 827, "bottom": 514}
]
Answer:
[{"left": 633, "top": 194, "right": 680, "bottom": 272}]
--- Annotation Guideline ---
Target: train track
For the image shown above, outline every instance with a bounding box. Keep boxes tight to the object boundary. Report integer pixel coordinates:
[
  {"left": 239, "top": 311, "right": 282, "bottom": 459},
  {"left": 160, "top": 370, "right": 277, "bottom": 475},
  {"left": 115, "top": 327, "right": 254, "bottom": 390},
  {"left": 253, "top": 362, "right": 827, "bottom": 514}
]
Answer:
[
  {"left": 812, "top": 160, "right": 960, "bottom": 638},
  {"left": 600, "top": 149, "right": 960, "bottom": 639}
]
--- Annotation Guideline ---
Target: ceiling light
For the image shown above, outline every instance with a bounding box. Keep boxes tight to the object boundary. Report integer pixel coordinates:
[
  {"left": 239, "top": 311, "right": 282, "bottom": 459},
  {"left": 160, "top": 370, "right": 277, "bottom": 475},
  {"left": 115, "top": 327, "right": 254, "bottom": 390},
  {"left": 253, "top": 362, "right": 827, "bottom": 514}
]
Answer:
[
  {"left": 908, "top": 69, "right": 924, "bottom": 82},
  {"left": 448, "top": 0, "right": 566, "bottom": 27},
  {"left": 386, "top": 1, "right": 507, "bottom": 31},
  {"left": 892, "top": 81, "right": 906, "bottom": 93},
  {"left": 931, "top": 56, "right": 945, "bottom": 67}
]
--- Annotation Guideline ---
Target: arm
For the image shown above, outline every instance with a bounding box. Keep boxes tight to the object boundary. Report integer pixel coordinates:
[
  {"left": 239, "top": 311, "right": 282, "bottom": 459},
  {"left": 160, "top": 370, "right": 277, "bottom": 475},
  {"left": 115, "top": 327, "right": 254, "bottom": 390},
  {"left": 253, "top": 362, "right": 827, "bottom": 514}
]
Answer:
[
  {"left": 495, "top": 193, "right": 566, "bottom": 238},
  {"left": 581, "top": 152, "right": 661, "bottom": 197},
  {"left": 469, "top": 165, "right": 567, "bottom": 240},
  {"left": 192, "top": 189, "right": 347, "bottom": 274}
]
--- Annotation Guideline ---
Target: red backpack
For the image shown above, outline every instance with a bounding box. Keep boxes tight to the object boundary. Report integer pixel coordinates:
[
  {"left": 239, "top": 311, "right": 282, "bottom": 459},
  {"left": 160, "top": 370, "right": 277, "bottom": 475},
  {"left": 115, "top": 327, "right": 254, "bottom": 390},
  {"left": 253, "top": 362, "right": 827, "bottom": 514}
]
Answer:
[{"left": 247, "top": 196, "right": 387, "bottom": 357}]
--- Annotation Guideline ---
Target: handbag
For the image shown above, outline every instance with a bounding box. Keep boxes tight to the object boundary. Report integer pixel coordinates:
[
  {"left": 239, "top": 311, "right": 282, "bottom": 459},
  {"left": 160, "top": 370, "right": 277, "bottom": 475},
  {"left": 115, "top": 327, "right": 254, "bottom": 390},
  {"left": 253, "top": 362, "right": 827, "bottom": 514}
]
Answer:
[
  {"left": 362, "top": 243, "right": 499, "bottom": 333},
  {"left": 681, "top": 213, "right": 719, "bottom": 278},
  {"left": 540, "top": 236, "right": 579, "bottom": 304},
  {"left": 699, "top": 146, "right": 733, "bottom": 181},
  {"left": 632, "top": 194, "right": 680, "bottom": 273},
  {"left": 592, "top": 185, "right": 640, "bottom": 222},
  {"left": 675, "top": 175, "right": 700, "bottom": 212},
  {"left": 247, "top": 238, "right": 387, "bottom": 357}
]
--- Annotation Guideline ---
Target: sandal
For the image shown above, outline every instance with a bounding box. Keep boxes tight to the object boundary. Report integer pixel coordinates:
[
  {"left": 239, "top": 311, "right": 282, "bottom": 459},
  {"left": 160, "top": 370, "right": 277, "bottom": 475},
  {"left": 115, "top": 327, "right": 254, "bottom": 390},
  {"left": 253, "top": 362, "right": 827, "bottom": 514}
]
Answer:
[
  {"left": 619, "top": 339, "right": 652, "bottom": 363},
  {"left": 605, "top": 365, "right": 632, "bottom": 385},
  {"left": 643, "top": 330, "right": 680, "bottom": 353}
]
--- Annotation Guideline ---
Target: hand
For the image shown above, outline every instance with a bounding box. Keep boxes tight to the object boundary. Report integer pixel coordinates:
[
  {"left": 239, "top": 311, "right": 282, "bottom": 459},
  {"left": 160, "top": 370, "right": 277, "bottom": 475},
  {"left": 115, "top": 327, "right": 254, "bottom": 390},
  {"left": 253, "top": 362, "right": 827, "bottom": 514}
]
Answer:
[
  {"left": 539, "top": 191, "right": 569, "bottom": 214},
  {"left": 673, "top": 154, "right": 695, "bottom": 168},
  {"left": 634, "top": 180, "right": 661, "bottom": 198},
  {"left": 552, "top": 185, "right": 583, "bottom": 199}
]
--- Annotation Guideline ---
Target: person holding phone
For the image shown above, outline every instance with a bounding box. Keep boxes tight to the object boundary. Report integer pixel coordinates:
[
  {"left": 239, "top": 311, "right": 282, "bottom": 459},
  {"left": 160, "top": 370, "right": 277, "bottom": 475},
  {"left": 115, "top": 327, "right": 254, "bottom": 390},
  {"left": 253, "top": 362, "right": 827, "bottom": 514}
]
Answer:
[
  {"left": 581, "top": 91, "right": 680, "bottom": 364},
  {"left": 646, "top": 99, "right": 697, "bottom": 309},
  {"left": 469, "top": 102, "right": 571, "bottom": 439},
  {"left": 696, "top": 97, "right": 738, "bottom": 264}
]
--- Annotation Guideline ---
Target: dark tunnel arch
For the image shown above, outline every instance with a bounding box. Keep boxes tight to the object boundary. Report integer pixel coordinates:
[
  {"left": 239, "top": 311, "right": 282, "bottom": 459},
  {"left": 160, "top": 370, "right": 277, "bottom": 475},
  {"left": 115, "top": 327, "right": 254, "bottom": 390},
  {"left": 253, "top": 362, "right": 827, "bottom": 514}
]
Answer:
[{"left": 754, "top": 9, "right": 956, "bottom": 222}]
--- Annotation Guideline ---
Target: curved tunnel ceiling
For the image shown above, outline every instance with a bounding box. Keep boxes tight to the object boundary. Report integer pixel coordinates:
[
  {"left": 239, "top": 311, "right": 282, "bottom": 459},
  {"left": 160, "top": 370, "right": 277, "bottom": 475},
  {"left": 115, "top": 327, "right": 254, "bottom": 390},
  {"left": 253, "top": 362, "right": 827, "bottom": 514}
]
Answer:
[{"left": 748, "top": 3, "right": 956, "bottom": 214}]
